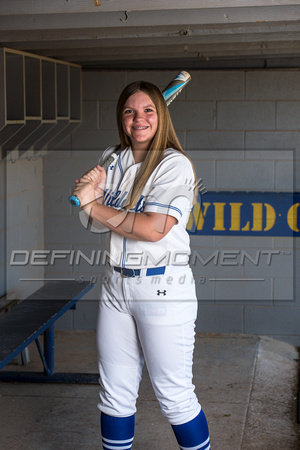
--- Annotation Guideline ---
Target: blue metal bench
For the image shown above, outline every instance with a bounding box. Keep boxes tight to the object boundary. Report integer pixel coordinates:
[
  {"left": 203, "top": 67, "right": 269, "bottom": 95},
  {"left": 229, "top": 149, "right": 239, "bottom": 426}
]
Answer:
[{"left": 0, "top": 280, "right": 98, "bottom": 383}]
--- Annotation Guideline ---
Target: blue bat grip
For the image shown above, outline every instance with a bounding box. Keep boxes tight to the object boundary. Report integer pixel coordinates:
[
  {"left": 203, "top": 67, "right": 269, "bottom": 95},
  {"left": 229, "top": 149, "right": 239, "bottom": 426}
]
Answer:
[{"left": 68, "top": 195, "right": 80, "bottom": 207}]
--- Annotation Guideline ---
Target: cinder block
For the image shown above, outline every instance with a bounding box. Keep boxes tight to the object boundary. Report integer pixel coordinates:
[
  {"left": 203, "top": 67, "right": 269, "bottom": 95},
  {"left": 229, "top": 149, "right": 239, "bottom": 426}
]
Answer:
[
  {"left": 276, "top": 101, "right": 300, "bottom": 130},
  {"left": 214, "top": 278, "right": 272, "bottom": 302},
  {"left": 194, "top": 276, "right": 214, "bottom": 303},
  {"left": 48, "top": 134, "right": 71, "bottom": 152},
  {"left": 7, "top": 192, "right": 29, "bottom": 229},
  {"left": 71, "top": 156, "right": 103, "bottom": 183},
  {"left": 293, "top": 275, "right": 300, "bottom": 306},
  {"left": 44, "top": 155, "right": 85, "bottom": 188},
  {"left": 274, "top": 236, "right": 294, "bottom": 249},
  {"left": 6, "top": 263, "right": 22, "bottom": 297},
  {"left": 176, "top": 131, "right": 185, "bottom": 148},
  {"left": 190, "top": 159, "right": 215, "bottom": 190},
  {"left": 244, "top": 306, "right": 300, "bottom": 334},
  {"left": 195, "top": 304, "right": 244, "bottom": 333},
  {"left": 215, "top": 235, "right": 274, "bottom": 249},
  {"left": 71, "top": 243, "right": 106, "bottom": 278},
  {"left": 275, "top": 160, "right": 294, "bottom": 190},
  {"left": 82, "top": 71, "right": 127, "bottom": 101},
  {"left": 216, "top": 160, "right": 274, "bottom": 190},
  {"left": 20, "top": 217, "right": 44, "bottom": 251},
  {"left": 0, "top": 231, "right": 4, "bottom": 265},
  {"left": 75, "top": 278, "right": 101, "bottom": 301},
  {"left": 55, "top": 310, "right": 74, "bottom": 330},
  {"left": 71, "top": 129, "right": 105, "bottom": 150},
  {"left": 0, "top": 263, "right": 5, "bottom": 295},
  {"left": 190, "top": 149, "right": 244, "bottom": 160},
  {"left": 0, "top": 199, "right": 5, "bottom": 231},
  {"left": 190, "top": 248, "right": 244, "bottom": 279},
  {"left": 244, "top": 249, "right": 293, "bottom": 279},
  {"left": 27, "top": 189, "right": 44, "bottom": 221},
  {"left": 190, "top": 235, "right": 215, "bottom": 249},
  {"left": 245, "top": 149, "right": 293, "bottom": 160},
  {"left": 187, "top": 71, "right": 244, "bottom": 101},
  {"left": 0, "top": 162, "right": 5, "bottom": 198},
  {"left": 73, "top": 299, "right": 99, "bottom": 330},
  {"left": 45, "top": 148, "right": 71, "bottom": 159},
  {"left": 187, "top": 131, "right": 244, "bottom": 150},
  {"left": 169, "top": 101, "right": 215, "bottom": 131},
  {"left": 6, "top": 162, "right": 19, "bottom": 197},
  {"left": 69, "top": 209, "right": 106, "bottom": 245},
  {"left": 274, "top": 277, "right": 294, "bottom": 302},
  {"left": 44, "top": 148, "right": 69, "bottom": 163},
  {"left": 7, "top": 158, "right": 42, "bottom": 197},
  {"left": 71, "top": 129, "right": 118, "bottom": 150},
  {"left": 99, "top": 101, "right": 119, "bottom": 130},
  {"left": 44, "top": 216, "right": 75, "bottom": 245},
  {"left": 71, "top": 215, "right": 104, "bottom": 246},
  {"left": 295, "top": 161, "right": 300, "bottom": 191},
  {"left": 6, "top": 226, "right": 21, "bottom": 266},
  {"left": 246, "top": 131, "right": 300, "bottom": 150},
  {"left": 42, "top": 244, "right": 73, "bottom": 276},
  {"left": 70, "top": 149, "right": 104, "bottom": 165},
  {"left": 18, "top": 158, "right": 43, "bottom": 192},
  {"left": 33, "top": 158, "right": 43, "bottom": 187},
  {"left": 80, "top": 101, "right": 99, "bottom": 130},
  {"left": 246, "top": 71, "right": 300, "bottom": 100},
  {"left": 217, "top": 102, "right": 275, "bottom": 130},
  {"left": 7, "top": 260, "right": 44, "bottom": 300}
]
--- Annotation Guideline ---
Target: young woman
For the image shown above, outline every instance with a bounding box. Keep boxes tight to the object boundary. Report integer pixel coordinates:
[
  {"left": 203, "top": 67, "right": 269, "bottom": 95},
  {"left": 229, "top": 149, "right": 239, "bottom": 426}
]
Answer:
[{"left": 72, "top": 81, "right": 210, "bottom": 450}]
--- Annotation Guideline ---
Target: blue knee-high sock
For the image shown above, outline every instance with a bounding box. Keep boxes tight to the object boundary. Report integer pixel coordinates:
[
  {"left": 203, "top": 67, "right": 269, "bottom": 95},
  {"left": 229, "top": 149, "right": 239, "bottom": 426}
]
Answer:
[
  {"left": 100, "top": 412, "right": 135, "bottom": 450},
  {"left": 172, "top": 409, "right": 210, "bottom": 450}
]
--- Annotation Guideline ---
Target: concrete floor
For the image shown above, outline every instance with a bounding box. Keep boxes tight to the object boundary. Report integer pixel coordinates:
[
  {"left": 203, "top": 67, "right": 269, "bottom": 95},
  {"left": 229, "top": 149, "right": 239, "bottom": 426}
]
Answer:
[{"left": 0, "top": 331, "right": 299, "bottom": 450}]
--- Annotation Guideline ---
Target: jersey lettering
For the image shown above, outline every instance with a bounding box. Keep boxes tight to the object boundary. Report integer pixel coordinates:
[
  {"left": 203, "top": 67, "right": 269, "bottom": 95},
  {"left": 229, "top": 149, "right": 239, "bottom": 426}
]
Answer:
[{"left": 104, "top": 189, "right": 145, "bottom": 212}]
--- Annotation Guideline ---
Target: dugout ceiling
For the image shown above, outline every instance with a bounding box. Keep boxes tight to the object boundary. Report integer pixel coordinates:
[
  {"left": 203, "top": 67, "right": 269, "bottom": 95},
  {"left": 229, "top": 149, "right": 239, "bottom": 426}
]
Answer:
[{"left": 1, "top": 1, "right": 300, "bottom": 70}]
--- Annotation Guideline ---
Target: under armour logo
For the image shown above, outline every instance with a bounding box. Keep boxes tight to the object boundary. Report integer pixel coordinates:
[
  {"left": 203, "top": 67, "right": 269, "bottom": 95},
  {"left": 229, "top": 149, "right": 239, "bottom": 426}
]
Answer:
[
  {"left": 109, "top": 165, "right": 114, "bottom": 170},
  {"left": 157, "top": 290, "right": 167, "bottom": 296}
]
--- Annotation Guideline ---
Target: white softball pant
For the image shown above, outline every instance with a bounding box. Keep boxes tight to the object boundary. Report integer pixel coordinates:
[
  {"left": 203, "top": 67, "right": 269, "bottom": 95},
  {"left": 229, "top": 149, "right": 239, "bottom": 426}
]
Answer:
[{"left": 96, "top": 264, "right": 201, "bottom": 426}]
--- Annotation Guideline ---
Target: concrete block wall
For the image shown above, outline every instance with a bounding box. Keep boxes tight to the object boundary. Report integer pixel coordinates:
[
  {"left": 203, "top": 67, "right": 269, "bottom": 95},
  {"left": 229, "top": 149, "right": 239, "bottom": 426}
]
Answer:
[
  {"left": 43, "top": 69, "right": 299, "bottom": 346},
  {"left": 3, "top": 155, "right": 44, "bottom": 301},
  {"left": 0, "top": 160, "right": 6, "bottom": 298}
]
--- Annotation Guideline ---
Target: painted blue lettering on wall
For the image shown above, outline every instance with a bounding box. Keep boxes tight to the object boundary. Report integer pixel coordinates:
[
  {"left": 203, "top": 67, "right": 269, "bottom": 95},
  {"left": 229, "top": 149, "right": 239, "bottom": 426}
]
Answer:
[{"left": 187, "top": 191, "right": 300, "bottom": 237}]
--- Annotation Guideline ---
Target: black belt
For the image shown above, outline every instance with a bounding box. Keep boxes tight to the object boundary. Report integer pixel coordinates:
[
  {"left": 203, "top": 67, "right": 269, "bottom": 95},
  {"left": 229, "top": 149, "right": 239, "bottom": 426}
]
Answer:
[{"left": 113, "top": 266, "right": 166, "bottom": 278}]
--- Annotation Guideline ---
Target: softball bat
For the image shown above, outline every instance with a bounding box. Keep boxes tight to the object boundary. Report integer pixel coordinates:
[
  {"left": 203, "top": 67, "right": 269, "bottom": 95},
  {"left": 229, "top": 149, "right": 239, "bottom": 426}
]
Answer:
[{"left": 162, "top": 70, "right": 191, "bottom": 106}]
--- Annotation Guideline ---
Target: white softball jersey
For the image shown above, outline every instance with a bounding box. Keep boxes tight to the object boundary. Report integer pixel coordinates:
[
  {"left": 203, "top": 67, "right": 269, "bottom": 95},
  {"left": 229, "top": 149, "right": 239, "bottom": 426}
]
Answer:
[{"left": 99, "top": 146, "right": 195, "bottom": 269}]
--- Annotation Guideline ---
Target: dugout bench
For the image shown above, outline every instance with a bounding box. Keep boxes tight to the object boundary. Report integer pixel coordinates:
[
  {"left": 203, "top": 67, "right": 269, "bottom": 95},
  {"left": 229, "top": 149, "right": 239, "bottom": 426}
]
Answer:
[{"left": 0, "top": 280, "right": 99, "bottom": 383}]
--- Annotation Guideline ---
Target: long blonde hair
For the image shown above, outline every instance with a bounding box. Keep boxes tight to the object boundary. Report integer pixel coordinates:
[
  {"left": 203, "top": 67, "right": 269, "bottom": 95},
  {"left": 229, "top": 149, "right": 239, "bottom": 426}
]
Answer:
[{"left": 116, "top": 80, "right": 196, "bottom": 209}]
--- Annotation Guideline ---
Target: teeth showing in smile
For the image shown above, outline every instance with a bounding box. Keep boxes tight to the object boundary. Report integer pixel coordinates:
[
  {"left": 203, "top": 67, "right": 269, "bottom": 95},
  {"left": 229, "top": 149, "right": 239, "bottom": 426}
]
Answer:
[{"left": 133, "top": 126, "right": 148, "bottom": 130}]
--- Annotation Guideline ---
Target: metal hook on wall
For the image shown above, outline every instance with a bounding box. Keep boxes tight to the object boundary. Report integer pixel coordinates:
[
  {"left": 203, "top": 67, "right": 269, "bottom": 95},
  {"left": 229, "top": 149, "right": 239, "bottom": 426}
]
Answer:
[{"left": 120, "top": 11, "right": 129, "bottom": 22}]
